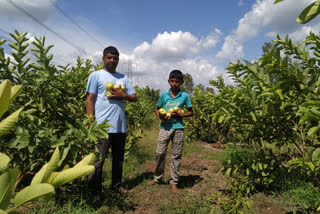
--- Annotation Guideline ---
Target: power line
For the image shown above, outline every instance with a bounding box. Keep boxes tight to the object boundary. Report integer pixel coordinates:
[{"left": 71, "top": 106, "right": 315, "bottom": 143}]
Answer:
[
  {"left": 54, "top": 3, "right": 104, "bottom": 48},
  {"left": 0, "top": 28, "right": 71, "bottom": 65},
  {"left": 6, "top": 0, "right": 87, "bottom": 55},
  {"left": 0, "top": 33, "right": 14, "bottom": 43},
  {"left": 0, "top": 28, "right": 14, "bottom": 42}
]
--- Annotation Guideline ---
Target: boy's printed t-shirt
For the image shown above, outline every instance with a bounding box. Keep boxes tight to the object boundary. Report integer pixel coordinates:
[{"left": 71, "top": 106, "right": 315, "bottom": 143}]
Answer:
[
  {"left": 86, "top": 69, "right": 136, "bottom": 133},
  {"left": 156, "top": 89, "right": 192, "bottom": 130}
]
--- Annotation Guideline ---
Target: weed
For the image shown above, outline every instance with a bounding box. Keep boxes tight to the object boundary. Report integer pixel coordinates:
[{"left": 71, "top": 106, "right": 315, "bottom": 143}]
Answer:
[{"left": 281, "top": 182, "right": 320, "bottom": 212}]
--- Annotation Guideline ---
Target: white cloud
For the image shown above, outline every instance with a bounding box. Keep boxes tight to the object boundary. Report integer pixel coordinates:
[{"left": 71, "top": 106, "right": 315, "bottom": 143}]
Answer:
[
  {"left": 125, "top": 56, "right": 225, "bottom": 92},
  {"left": 133, "top": 30, "right": 221, "bottom": 62},
  {"left": 265, "top": 31, "right": 277, "bottom": 39},
  {"left": 120, "top": 30, "right": 225, "bottom": 91},
  {"left": 289, "top": 23, "right": 320, "bottom": 42},
  {"left": 238, "top": 0, "right": 244, "bottom": 7},
  {"left": 216, "top": 0, "right": 315, "bottom": 61},
  {"left": 0, "top": 0, "right": 55, "bottom": 21}
]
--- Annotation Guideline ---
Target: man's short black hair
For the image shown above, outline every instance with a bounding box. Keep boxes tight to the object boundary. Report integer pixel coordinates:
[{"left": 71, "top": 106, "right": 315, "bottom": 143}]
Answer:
[
  {"left": 103, "top": 46, "right": 119, "bottom": 57},
  {"left": 169, "top": 70, "right": 183, "bottom": 81}
]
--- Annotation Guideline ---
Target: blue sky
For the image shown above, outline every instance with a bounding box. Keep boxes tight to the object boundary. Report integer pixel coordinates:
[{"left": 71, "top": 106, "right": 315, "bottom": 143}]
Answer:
[{"left": 0, "top": 0, "right": 317, "bottom": 91}]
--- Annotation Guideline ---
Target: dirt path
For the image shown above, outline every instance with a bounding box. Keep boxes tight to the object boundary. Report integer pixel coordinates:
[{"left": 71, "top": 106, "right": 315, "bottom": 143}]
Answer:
[{"left": 117, "top": 141, "right": 289, "bottom": 214}]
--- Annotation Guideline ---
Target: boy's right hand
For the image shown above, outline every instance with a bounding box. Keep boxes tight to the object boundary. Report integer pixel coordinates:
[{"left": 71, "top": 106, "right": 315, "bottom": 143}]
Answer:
[{"left": 159, "top": 114, "right": 166, "bottom": 120}]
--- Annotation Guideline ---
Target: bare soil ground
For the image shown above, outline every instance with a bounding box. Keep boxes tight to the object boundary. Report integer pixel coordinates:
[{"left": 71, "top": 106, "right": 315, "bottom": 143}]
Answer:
[{"left": 112, "top": 141, "right": 291, "bottom": 214}]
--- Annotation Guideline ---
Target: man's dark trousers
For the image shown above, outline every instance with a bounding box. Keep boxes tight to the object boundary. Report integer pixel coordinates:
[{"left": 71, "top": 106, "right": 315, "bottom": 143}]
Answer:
[{"left": 88, "top": 133, "right": 126, "bottom": 194}]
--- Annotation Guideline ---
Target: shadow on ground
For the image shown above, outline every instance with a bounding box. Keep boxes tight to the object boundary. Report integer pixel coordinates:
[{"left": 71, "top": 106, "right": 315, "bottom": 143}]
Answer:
[
  {"left": 178, "top": 174, "right": 203, "bottom": 188},
  {"left": 123, "top": 171, "right": 154, "bottom": 189}
]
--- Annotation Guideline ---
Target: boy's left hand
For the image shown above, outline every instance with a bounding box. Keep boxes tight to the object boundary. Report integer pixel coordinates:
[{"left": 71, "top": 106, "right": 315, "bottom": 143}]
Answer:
[
  {"left": 170, "top": 110, "right": 184, "bottom": 118},
  {"left": 175, "top": 110, "right": 184, "bottom": 118}
]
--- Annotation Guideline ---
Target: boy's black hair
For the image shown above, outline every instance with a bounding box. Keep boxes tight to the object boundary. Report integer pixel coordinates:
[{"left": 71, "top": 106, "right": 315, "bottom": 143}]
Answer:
[
  {"left": 103, "top": 46, "right": 119, "bottom": 57},
  {"left": 169, "top": 70, "right": 183, "bottom": 81}
]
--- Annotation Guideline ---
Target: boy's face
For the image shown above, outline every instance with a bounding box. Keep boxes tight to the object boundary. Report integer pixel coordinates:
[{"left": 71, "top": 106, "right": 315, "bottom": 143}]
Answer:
[{"left": 168, "top": 78, "right": 183, "bottom": 91}]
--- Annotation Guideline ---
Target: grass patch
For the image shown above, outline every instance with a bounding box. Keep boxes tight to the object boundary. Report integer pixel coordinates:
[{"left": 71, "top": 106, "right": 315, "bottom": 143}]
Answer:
[
  {"left": 158, "top": 194, "right": 212, "bottom": 214},
  {"left": 184, "top": 142, "right": 227, "bottom": 162},
  {"left": 280, "top": 182, "right": 320, "bottom": 212}
]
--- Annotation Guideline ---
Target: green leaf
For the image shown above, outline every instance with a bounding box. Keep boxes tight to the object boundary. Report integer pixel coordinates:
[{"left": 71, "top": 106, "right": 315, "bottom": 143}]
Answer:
[
  {"left": 224, "top": 167, "right": 232, "bottom": 177},
  {"left": 305, "top": 162, "right": 315, "bottom": 171},
  {"left": 297, "top": 1, "right": 320, "bottom": 24},
  {"left": 0, "top": 209, "right": 7, "bottom": 214},
  {"left": 0, "top": 107, "right": 24, "bottom": 138},
  {"left": 9, "top": 184, "right": 55, "bottom": 212},
  {"left": 9, "top": 85, "right": 23, "bottom": 103},
  {"left": 275, "top": 89, "right": 283, "bottom": 100},
  {"left": 218, "top": 115, "right": 225, "bottom": 123},
  {"left": 312, "top": 148, "right": 320, "bottom": 162},
  {"left": 74, "top": 153, "right": 96, "bottom": 168},
  {"left": 258, "top": 163, "right": 263, "bottom": 170},
  {"left": 308, "top": 126, "right": 320, "bottom": 136},
  {"left": 31, "top": 147, "right": 60, "bottom": 184},
  {"left": 46, "top": 172, "right": 60, "bottom": 184},
  {"left": 251, "top": 163, "right": 256, "bottom": 170},
  {"left": 273, "top": 0, "right": 284, "bottom": 4},
  {"left": 0, "top": 153, "right": 10, "bottom": 174},
  {"left": 249, "top": 112, "right": 256, "bottom": 122},
  {"left": 50, "top": 165, "right": 95, "bottom": 188},
  {"left": 57, "top": 147, "right": 69, "bottom": 168},
  {"left": 0, "top": 80, "right": 11, "bottom": 119},
  {"left": 0, "top": 168, "right": 19, "bottom": 210}
]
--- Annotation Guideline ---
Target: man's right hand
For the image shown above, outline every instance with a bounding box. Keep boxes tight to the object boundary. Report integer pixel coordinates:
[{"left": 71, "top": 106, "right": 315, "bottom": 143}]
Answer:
[{"left": 107, "top": 87, "right": 127, "bottom": 100}]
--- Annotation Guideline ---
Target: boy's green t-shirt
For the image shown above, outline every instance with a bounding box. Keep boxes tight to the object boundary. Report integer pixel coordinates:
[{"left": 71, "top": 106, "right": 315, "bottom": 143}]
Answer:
[{"left": 156, "top": 89, "right": 192, "bottom": 130}]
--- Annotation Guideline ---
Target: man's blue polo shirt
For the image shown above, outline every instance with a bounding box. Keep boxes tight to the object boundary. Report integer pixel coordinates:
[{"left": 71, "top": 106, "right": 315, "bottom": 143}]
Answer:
[
  {"left": 86, "top": 69, "right": 136, "bottom": 133},
  {"left": 156, "top": 89, "right": 192, "bottom": 130}
]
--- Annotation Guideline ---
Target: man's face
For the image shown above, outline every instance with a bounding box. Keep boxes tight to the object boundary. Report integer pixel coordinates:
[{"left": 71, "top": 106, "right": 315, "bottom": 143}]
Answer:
[
  {"left": 103, "top": 53, "right": 119, "bottom": 73},
  {"left": 168, "top": 78, "right": 183, "bottom": 91}
]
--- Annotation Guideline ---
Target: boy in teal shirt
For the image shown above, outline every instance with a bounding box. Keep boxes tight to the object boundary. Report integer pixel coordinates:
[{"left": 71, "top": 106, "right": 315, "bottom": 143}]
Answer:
[{"left": 149, "top": 70, "right": 193, "bottom": 194}]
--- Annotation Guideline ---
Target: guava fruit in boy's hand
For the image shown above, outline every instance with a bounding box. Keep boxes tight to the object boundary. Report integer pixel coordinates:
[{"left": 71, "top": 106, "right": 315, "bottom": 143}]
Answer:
[
  {"left": 114, "top": 84, "right": 120, "bottom": 90},
  {"left": 166, "top": 113, "right": 171, "bottom": 119},
  {"left": 106, "top": 82, "right": 114, "bottom": 90},
  {"left": 174, "top": 106, "right": 180, "bottom": 112},
  {"left": 106, "top": 91, "right": 112, "bottom": 97},
  {"left": 159, "top": 108, "right": 167, "bottom": 116},
  {"left": 168, "top": 108, "right": 175, "bottom": 114}
]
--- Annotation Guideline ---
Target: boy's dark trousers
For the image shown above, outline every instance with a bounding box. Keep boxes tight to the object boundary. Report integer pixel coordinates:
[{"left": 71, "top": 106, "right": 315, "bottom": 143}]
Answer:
[{"left": 88, "top": 133, "right": 127, "bottom": 194}]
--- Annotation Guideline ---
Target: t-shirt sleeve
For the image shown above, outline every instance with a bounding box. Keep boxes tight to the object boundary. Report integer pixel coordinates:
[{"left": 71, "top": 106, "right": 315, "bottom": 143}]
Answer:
[
  {"left": 125, "top": 78, "right": 136, "bottom": 95},
  {"left": 185, "top": 94, "right": 192, "bottom": 108},
  {"left": 156, "top": 93, "right": 164, "bottom": 107},
  {"left": 86, "top": 72, "right": 98, "bottom": 94}
]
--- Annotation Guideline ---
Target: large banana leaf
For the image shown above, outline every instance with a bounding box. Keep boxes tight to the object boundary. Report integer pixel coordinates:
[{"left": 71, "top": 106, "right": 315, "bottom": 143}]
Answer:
[
  {"left": 0, "top": 154, "right": 10, "bottom": 174},
  {"left": 46, "top": 172, "right": 60, "bottom": 184},
  {"left": 0, "top": 80, "right": 11, "bottom": 119},
  {"left": 74, "top": 153, "right": 95, "bottom": 168},
  {"left": 8, "top": 184, "right": 55, "bottom": 212},
  {"left": 31, "top": 147, "right": 60, "bottom": 184},
  {"left": 50, "top": 165, "right": 95, "bottom": 188},
  {"left": 0, "top": 209, "right": 7, "bottom": 214},
  {"left": 0, "top": 168, "right": 19, "bottom": 210},
  {"left": 0, "top": 107, "right": 24, "bottom": 138}
]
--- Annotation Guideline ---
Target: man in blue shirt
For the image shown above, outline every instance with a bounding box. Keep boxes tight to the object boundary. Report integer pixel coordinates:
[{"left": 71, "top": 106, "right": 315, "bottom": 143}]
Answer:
[
  {"left": 86, "top": 46, "right": 137, "bottom": 197},
  {"left": 148, "top": 70, "right": 193, "bottom": 194}
]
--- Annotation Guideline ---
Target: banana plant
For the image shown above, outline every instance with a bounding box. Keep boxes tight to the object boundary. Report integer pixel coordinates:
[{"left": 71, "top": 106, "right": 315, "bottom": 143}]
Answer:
[
  {"left": 0, "top": 79, "right": 95, "bottom": 213},
  {"left": 0, "top": 79, "right": 55, "bottom": 214}
]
